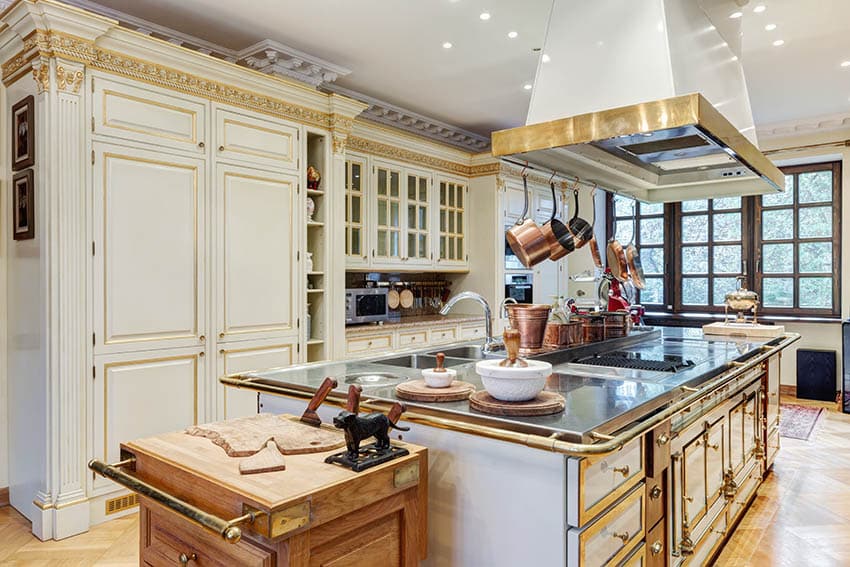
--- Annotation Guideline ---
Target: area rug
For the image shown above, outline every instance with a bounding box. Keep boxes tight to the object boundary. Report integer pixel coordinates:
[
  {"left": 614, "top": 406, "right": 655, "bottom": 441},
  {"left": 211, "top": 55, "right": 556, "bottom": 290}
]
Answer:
[{"left": 779, "top": 404, "right": 824, "bottom": 440}]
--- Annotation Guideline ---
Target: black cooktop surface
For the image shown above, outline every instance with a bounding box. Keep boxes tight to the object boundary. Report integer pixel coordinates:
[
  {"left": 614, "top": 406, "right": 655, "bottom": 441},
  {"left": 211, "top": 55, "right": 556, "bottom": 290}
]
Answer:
[{"left": 575, "top": 350, "right": 696, "bottom": 373}]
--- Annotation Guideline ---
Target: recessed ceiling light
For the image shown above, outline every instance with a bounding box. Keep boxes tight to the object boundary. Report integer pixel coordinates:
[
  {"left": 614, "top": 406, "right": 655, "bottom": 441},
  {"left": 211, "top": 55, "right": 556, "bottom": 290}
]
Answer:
[
  {"left": 729, "top": 11, "right": 743, "bottom": 19},
  {"left": 731, "top": 55, "right": 739, "bottom": 61},
  {"left": 773, "top": 39, "right": 784, "bottom": 46},
  {"left": 764, "top": 23, "right": 776, "bottom": 31},
  {"left": 523, "top": 83, "right": 532, "bottom": 90},
  {"left": 841, "top": 61, "right": 850, "bottom": 67},
  {"left": 753, "top": 4, "right": 766, "bottom": 13},
  {"left": 479, "top": 12, "right": 491, "bottom": 21},
  {"left": 442, "top": 41, "right": 453, "bottom": 49},
  {"left": 541, "top": 54, "right": 551, "bottom": 63},
  {"left": 507, "top": 31, "right": 518, "bottom": 39}
]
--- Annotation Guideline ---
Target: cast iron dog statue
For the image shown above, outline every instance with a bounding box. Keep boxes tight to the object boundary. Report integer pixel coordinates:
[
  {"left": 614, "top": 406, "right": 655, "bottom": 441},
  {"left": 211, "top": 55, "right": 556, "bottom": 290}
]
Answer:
[{"left": 333, "top": 410, "right": 409, "bottom": 458}]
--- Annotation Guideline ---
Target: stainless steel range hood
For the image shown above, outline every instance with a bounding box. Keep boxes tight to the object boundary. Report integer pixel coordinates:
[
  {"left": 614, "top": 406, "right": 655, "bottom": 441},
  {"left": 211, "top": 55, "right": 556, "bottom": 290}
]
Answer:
[{"left": 491, "top": 0, "right": 784, "bottom": 203}]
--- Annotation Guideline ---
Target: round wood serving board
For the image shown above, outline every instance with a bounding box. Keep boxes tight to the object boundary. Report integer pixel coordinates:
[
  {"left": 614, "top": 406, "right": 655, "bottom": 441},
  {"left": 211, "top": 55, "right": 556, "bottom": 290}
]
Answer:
[
  {"left": 396, "top": 379, "right": 475, "bottom": 402},
  {"left": 469, "top": 390, "right": 565, "bottom": 416}
]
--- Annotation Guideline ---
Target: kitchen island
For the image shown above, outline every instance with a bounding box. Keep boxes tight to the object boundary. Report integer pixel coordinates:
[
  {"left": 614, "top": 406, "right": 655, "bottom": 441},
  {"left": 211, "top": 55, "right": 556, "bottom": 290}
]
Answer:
[{"left": 223, "top": 328, "right": 799, "bottom": 566}]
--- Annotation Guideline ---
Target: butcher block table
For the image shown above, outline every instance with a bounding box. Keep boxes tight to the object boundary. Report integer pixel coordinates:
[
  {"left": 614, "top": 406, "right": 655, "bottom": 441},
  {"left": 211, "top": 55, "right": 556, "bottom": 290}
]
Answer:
[{"left": 93, "top": 415, "right": 428, "bottom": 566}]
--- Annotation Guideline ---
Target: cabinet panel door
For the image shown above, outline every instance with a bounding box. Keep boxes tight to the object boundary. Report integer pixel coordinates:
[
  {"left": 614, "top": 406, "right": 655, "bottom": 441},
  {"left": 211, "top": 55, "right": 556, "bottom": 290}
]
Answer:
[
  {"left": 93, "top": 348, "right": 203, "bottom": 493},
  {"left": 504, "top": 182, "right": 527, "bottom": 220},
  {"left": 436, "top": 177, "right": 468, "bottom": 267},
  {"left": 705, "top": 419, "right": 727, "bottom": 510},
  {"left": 728, "top": 400, "right": 745, "bottom": 474},
  {"left": 92, "top": 74, "right": 206, "bottom": 154},
  {"left": 372, "top": 162, "right": 404, "bottom": 265},
  {"left": 766, "top": 354, "right": 780, "bottom": 429},
  {"left": 682, "top": 435, "right": 706, "bottom": 525},
  {"left": 405, "top": 168, "right": 432, "bottom": 265},
  {"left": 214, "top": 107, "right": 299, "bottom": 171},
  {"left": 219, "top": 341, "right": 295, "bottom": 419},
  {"left": 216, "top": 164, "right": 298, "bottom": 341},
  {"left": 345, "top": 155, "right": 369, "bottom": 266},
  {"left": 93, "top": 143, "right": 205, "bottom": 353},
  {"left": 533, "top": 187, "right": 555, "bottom": 224}
]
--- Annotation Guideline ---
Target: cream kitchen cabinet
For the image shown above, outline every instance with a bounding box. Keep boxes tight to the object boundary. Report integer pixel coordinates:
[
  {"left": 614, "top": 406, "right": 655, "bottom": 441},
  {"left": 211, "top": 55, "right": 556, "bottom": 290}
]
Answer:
[
  {"left": 217, "top": 338, "right": 297, "bottom": 419},
  {"left": 344, "top": 320, "right": 485, "bottom": 359},
  {"left": 92, "top": 142, "right": 207, "bottom": 355},
  {"left": 436, "top": 175, "right": 469, "bottom": 268},
  {"left": 213, "top": 106, "right": 300, "bottom": 172},
  {"left": 214, "top": 163, "right": 299, "bottom": 343},
  {"left": 92, "top": 346, "right": 206, "bottom": 494},
  {"left": 344, "top": 154, "right": 369, "bottom": 267}
]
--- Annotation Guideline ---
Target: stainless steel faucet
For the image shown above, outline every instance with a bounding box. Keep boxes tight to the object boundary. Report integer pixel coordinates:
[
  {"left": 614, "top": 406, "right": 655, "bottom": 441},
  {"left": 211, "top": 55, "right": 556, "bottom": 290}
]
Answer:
[
  {"left": 439, "top": 291, "right": 498, "bottom": 352},
  {"left": 499, "top": 297, "right": 518, "bottom": 319}
]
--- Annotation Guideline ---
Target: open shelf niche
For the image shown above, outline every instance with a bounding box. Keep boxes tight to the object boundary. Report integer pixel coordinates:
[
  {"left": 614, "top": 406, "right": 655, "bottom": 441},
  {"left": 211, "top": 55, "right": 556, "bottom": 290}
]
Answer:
[{"left": 305, "top": 130, "right": 329, "bottom": 362}]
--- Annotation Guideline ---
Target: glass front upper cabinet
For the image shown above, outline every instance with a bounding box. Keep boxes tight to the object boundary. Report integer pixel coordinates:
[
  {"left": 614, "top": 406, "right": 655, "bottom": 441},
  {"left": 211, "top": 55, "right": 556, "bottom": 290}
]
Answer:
[
  {"left": 406, "top": 170, "right": 431, "bottom": 264},
  {"left": 373, "top": 162, "right": 403, "bottom": 263},
  {"left": 438, "top": 178, "right": 467, "bottom": 264},
  {"left": 345, "top": 157, "right": 367, "bottom": 264}
]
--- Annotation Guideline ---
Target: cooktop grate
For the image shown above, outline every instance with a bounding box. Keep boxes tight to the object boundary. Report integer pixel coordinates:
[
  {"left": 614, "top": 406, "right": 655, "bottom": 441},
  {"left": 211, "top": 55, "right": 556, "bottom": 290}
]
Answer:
[{"left": 576, "top": 351, "right": 695, "bottom": 373}]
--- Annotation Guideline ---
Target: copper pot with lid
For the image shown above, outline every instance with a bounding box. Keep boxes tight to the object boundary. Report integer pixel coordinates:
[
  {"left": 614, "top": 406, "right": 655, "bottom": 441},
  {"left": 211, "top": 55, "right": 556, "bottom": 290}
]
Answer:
[{"left": 506, "top": 175, "right": 551, "bottom": 268}]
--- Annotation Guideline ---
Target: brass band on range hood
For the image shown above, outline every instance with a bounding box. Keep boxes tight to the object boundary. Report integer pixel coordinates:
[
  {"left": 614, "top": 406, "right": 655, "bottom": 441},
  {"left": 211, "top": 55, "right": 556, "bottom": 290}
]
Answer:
[{"left": 491, "top": 94, "right": 785, "bottom": 203}]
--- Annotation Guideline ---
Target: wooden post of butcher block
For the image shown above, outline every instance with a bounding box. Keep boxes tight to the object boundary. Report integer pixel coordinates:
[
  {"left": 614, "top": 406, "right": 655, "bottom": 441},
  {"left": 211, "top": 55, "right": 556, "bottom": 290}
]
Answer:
[{"left": 120, "top": 414, "right": 428, "bottom": 566}]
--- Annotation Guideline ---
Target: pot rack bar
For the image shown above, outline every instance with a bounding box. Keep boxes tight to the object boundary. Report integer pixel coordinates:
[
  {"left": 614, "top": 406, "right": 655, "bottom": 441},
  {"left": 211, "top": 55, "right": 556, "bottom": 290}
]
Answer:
[
  {"left": 221, "top": 333, "right": 798, "bottom": 459},
  {"left": 501, "top": 157, "right": 606, "bottom": 193}
]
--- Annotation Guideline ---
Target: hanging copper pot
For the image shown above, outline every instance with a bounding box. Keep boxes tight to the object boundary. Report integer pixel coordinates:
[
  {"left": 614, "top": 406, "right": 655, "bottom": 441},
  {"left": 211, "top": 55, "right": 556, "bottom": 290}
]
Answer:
[
  {"left": 540, "top": 180, "right": 575, "bottom": 260},
  {"left": 506, "top": 175, "right": 551, "bottom": 267}
]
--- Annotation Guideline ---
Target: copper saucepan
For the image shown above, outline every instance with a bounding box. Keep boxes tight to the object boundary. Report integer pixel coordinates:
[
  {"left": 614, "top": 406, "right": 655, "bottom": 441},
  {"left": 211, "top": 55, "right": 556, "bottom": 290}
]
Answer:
[
  {"left": 540, "top": 180, "right": 575, "bottom": 260},
  {"left": 568, "top": 185, "right": 593, "bottom": 248},
  {"left": 506, "top": 175, "right": 550, "bottom": 267}
]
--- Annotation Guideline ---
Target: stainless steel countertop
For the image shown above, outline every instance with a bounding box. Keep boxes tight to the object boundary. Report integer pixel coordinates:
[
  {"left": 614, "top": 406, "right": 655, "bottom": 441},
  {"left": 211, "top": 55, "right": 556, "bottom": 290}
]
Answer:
[{"left": 237, "top": 328, "right": 784, "bottom": 443}]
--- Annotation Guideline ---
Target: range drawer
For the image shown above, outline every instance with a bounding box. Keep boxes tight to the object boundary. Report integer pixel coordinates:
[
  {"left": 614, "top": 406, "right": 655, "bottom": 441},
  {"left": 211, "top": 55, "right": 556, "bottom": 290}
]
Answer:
[
  {"left": 346, "top": 333, "right": 394, "bottom": 355},
  {"left": 567, "top": 436, "right": 644, "bottom": 527},
  {"left": 397, "top": 330, "right": 428, "bottom": 347},
  {"left": 567, "top": 484, "right": 645, "bottom": 567},
  {"left": 429, "top": 326, "right": 458, "bottom": 345}
]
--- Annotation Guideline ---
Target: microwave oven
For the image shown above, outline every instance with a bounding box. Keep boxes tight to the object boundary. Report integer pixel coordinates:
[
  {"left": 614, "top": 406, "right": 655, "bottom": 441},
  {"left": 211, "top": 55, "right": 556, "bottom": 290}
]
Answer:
[{"left": 345, "top": 288, "right": 389, "bottom": 325}]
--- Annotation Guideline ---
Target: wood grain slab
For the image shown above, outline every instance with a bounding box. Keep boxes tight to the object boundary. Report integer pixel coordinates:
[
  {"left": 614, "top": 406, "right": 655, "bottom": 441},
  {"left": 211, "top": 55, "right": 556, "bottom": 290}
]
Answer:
[
  {"left": 186, "top": 413, "right": 344, "bottom": 457},
  {"left": 395, "top": 379, "right": 476, "bottom": 402},
  {"left": 239, "top": 440, "right": 287, "bottom": 474},
  {"left": 469, "top": 390, "right": 565, "bottom": 416}
]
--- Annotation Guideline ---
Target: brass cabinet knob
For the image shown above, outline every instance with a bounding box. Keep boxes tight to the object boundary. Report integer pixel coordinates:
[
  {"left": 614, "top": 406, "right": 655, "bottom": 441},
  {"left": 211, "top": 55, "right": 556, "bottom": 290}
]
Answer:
[
  {"left": 197, "top": 142, "right": 205, "bottom": 149},
  {"left": 199, "top": 351, "right": 205, "bottom": 358},
  {"left": 219, "top": 332, "right": 225, "bottom": 339},
  {"left": 219, "top": 349, "right": 225, "bottom": 355},
  {"left": 708, "top": 443, "right": 720, "bottom": 451},
  {"left": 612, "top": 531, "right": 629, "bottom": 544},
  {"left": 656, "top": 433, "right": 670, "bottom": 446},
  {"left": 179, "top": 552, "right": 197, "bottom": 566},
  {"left": 612, "top": 465, "right": 630, "bottom": 478},
  {"left": 218, "top": 145, "right": 225, "bottom": 151},
  {"left": 199, "top": 335, "right": 205, "bottom": 342},
  {"left": 650, "top": 541, "right": 663, "bottom": 555},
  {"left": 650, "top": 485, "right": 662, "bottom": 500}
]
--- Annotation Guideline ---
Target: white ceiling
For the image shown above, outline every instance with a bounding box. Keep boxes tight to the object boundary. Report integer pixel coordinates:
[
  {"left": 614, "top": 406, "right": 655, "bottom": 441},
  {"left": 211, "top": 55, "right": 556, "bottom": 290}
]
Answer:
[{"left": 90, "top": 0, "right": 850, "bottom": 138}]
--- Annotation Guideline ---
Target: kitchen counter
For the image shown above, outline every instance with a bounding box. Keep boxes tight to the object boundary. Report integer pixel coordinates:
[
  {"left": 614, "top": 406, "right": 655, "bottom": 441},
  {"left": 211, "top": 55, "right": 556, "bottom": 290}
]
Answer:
[
  {"left": 231, "top": 327, "right": 789, "bottom": 443},
  {"left": 344, "top": 313, "right": 485, "bottom": 335}
]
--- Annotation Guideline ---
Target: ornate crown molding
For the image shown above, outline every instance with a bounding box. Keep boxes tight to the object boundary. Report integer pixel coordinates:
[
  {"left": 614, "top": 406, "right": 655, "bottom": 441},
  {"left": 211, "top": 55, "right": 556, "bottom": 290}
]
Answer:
[
  {"left": 237, "top": 39, "right": 351, "bottom": 87},
  {"left": 348, "top": 136, "right": 471, "bottom": 176},
  {"left": 56, "top": 63, "right": 84, "bottom": 93},
  {"left": 757, "top": 112, "right": 850, "bottom": 140}
]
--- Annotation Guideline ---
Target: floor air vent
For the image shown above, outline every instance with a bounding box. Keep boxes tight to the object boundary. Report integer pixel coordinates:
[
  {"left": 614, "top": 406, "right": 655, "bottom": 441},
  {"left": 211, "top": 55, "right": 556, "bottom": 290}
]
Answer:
[{"left": 105, "top": 493, "right": 138, "bottom": 515}]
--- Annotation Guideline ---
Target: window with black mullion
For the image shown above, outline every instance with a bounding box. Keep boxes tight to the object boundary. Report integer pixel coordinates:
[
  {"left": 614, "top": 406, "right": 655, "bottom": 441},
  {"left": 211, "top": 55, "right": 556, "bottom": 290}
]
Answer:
[{"left": 611, "top": 195, "right": 666, "bottom": 307}]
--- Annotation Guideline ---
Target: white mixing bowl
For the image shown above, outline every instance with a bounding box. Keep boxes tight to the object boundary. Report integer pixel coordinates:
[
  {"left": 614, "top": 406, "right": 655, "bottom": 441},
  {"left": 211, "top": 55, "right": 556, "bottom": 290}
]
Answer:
[{"left": 475, "top": 359, "right": 552, "bottom": 402}]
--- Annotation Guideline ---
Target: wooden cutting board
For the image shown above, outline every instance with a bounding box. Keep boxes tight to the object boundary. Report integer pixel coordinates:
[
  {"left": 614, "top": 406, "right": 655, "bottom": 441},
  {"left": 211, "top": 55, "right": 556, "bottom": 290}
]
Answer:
[
  {"left": 469, "top": 390, "right": 565, "bottom": 416},
  {"left": 186, "top": 413, "right": 345, "bottom": 457},
  {"left": 703, "top": 321, "right": 785, "bottom": 338},
  {"left": 396, "top": 379, "right": 475, "bottom": 402}
]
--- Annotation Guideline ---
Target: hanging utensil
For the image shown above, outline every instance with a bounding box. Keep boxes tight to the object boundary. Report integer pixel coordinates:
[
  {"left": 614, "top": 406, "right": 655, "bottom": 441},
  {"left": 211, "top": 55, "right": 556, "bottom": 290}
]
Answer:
[
  {"left": 505, "top": 171, "right": 551, "bottom": 267},
  {"left": 586, "top": 184, "right": 603, "bottom": 269},
  {"left": 567, "top": 181, "right": 593, "bottom": 249},
  {"left": 540, "top": 177, "right": 575, "bottom": 260},
  {"left": 606, "top": 237, "right": 630, "bottom": 283},
  {"left": 400, "top": 283, "right": 414, "bottom": 309},
  {"left": 624, "top": 201, "right": 645, "bottom": 289}
]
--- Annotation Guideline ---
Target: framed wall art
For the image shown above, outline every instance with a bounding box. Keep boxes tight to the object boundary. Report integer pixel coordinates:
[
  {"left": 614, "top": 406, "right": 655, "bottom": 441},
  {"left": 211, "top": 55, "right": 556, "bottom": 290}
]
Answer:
[
  {"left": 12, "top": 169, "right": 34, "bottom": 240},
  {"left": 11, "top": 95, "right": 34, "bottom": 171}
]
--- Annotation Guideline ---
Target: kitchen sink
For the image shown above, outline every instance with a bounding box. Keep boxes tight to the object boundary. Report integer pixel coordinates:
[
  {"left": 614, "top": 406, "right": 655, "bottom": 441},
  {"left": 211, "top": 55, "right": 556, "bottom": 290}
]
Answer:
[
  {"left": 427, "top": 346, "right": 504, "bottom": 360},
  {"left": 343, "top": 372, "right": 407, "bottom": 387},
  {"left": 376, "top": 354, "right": 472, "bottom": 369}
]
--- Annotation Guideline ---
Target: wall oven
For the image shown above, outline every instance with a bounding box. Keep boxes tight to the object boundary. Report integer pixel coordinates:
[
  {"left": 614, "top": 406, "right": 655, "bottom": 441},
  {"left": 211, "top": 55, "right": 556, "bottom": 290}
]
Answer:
[
  {"left": 505, "top": 273, "right": 533, "bottom": 304},
  {"left": 345, "top": 288, "right": 389, "bottom": 325}
]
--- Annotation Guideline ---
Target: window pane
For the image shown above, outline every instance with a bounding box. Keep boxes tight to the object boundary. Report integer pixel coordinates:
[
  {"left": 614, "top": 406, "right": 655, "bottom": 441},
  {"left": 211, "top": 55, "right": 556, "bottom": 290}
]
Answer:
[
  {"left": 682, "top": 278, "right": 708, "bottom": 305},
  {"left": 682, "top": 246, "right": 708, "bottom": 274},
  {"left": 615, "top": 220, "right": 634, "bottom": 243},
  {"left": 640, "top": 202, "right": 664, "bottom": 215},
  {"left": 713, "top": 213, "right": 741, "bottom": 241},
  {"left": 762, "top": 175, "right": 794, "bottom": 206},
  {"left": 640, "top": 218, "right": 664, "bottom": 245},
  {"left": 682, "top": 199, "right": 708, "bottom": 212},
  {"left": 762, "top": 278, "right": 794, "bottom": 307},
  {"left": 377, "top": 169, "right": 387, "bottom": 195},
  {"left": 408, "top": 176, "right": 416, "bottom": 200},
  {"left": 351, "top": 229, "right": 360, "bottom": 254},
  {"left": 457, "top": 186, "right": 464, "bottom": 208},
  {"left": 762, "top": 209, "right": 793, "bottom": 240},
  {"left": 351, "top": 163, "right": 361, "bottom": 191},
  {"left": 419, "top": 208, "right": 427, "bottom": 230},
  {"left": 408, "top": 205, "right": 416, "bottom": 229},
  {"left": 798, "top": 206, "right": 832, "bottom": 238},
  {"left": 762, "top": 243, "right": 793, "bottom": 273},
  {"left": 713, "top": 197, "right": 741, "bottom": 210},
  {"left": 713, "top": 277, "right": 739, "bottom": 306},
  {"left": 614, "top": 196, "right": 633, "bottom": 217},
  {"left": 713, "top": 245, "right": 741, "bottom": 273},
  {"left": 419, "top": 234, "right": 427, "bottom": 257},
  {"left": 351, "top": 196, "right": 361, "bottom": 223},
  {"left": 391, "top": 202, "right": 399, "bottom": 226},
  {"left": 378, "top": 202, "right": 387, "bottom": 226},
  {"left": 408, "top": 233, "right": 415, "bottom": 256},
  {"left": 641, "top": 278, "right": 664, "bottom": 304},
  {"left": 440, "top": 182, "right": 446, "bottom": 204},
  {"left": 799, "top": 277, "right": 832, "bottom": 309},
  {"left": 641, "top": 247, "right": 665, "bottom": 275},
  {"left": 390, "top": 172, "right": 399, "bottom": 197},
  {"left": 799, "top": 242, "right": 832, "bottom": 273},
  {"left": 682, "top": 215, "right": 708, "bottom": 243},
  {"left": 798, "top": 171, "right": 832, "bottom": 203}
]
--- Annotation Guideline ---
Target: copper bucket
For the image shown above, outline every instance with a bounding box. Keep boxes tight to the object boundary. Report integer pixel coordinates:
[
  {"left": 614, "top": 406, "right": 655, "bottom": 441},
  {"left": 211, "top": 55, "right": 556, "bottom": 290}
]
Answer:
[{"left": 507, "top": 304, "right": 551, "bottom": 353}]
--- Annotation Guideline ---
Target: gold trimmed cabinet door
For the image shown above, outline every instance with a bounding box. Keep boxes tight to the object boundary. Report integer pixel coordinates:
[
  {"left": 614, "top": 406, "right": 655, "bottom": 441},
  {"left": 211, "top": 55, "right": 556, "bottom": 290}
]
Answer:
[
  {"left": 404, "top": 166, "right": 432, "bottom": 266},
  {"left": 371, "top": 160, "right": 404, "bottom": 267},
  {"left": 217, "top": 338, "right": 296, "bottom": 419},
  {"left": 213, "top": 106, "right": 300, "bottom": 172},
  {"left": 93, "top": 143, "right": 206, "bottom": 355},
  {"left": 91, "top": 73, "right": 207, "bottom": 155},
  {"left": 92, "top": 347, "right": 205, "bottom": 494},
  {"left": 345, "top": 154, "right": 369, "bottom": 267},
  {"left": 214, "top": 163, "right": 299, "bottom": 343},
  {"left": 435, "top": 175, "right": 469, "bottom": 269}
]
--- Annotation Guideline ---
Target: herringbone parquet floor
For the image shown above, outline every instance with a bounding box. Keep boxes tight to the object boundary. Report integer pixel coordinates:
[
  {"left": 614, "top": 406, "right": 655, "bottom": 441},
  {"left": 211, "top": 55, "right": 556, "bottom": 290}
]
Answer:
[{"left": 0, "top": 397, "right": 844, "bottom": 566}]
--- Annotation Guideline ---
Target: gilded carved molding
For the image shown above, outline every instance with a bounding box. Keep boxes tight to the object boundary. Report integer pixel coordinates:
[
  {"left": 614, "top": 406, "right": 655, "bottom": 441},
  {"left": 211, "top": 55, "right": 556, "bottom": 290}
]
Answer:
[
  {"left": 347, "top": 135, "right": 473, "bottom": 176},
  {"left": 56, "top": 65, "right": 84, "bottom": 93},
  {"left": 330, "top": 114, "right": 354, "bottom": 154},
  {"left": 32, "top": 60, "right": 49, "bottom": 93}
]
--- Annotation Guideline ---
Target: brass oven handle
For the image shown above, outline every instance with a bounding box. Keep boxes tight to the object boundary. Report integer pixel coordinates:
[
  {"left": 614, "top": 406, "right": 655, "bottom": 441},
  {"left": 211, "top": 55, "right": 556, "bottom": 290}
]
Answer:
[
  {"left": 88, "top": 458, "right": 263, "bottom": 544},
  {"left": 612, "top": 531, "right": 629, "bottom": 543}
]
